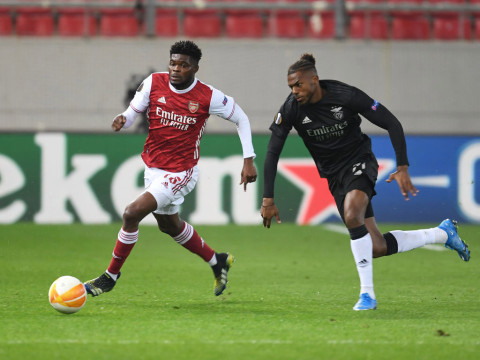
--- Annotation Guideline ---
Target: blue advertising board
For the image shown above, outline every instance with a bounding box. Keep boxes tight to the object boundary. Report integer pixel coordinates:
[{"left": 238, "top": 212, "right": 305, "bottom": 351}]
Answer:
[{"left": 369, "top": 135, "right": 480, "bottom": 223}]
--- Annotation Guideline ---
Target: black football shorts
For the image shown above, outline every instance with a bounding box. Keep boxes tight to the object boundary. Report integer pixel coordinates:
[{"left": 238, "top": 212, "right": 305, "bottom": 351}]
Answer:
[{"left": 326, "top": 153, "right": 378, "bottom": 223}]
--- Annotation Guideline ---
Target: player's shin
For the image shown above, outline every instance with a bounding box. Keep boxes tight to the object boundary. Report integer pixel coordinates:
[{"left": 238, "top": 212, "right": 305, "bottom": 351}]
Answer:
[
  {"left": 107, "top": 228, "right": 139, "bottom": 278},
  {"left": 385, "top": 227, "right": 447, "bottom": 254},
  {"left": 172, "top": 222, "right": 215, "bottom": 262},
  {"left": 349, "top": 225, "right": 375, "bottom": 299}
]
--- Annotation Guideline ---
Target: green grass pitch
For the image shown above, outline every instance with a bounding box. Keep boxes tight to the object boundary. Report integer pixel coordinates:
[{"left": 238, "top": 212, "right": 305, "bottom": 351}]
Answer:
[{"left": 1, "top": 223, "right": 479, "bottom": 359}]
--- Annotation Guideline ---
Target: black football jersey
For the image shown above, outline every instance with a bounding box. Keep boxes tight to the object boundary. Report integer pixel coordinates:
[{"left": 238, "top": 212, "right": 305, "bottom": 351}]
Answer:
[{"left": 270, "top": 80, "right": 401, "bottom": 177}]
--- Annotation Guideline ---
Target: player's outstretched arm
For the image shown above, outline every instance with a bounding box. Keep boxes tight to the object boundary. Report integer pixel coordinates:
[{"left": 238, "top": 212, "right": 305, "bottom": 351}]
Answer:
[
  {"left": 111, "top": 114, "right": 127, "bottom": 132},
  {"left": 386, "top": 165, "right": 419, "bottom": 201},
  {"left": 261, "top": 197, "right": 281, "bottom": 228},
  {"left": 240, "top": 157, "right": 257, "bottom": 191}
]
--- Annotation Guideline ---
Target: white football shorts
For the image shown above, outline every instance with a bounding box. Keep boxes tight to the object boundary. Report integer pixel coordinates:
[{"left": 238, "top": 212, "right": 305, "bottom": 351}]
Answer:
[{"left": 144, "top": 165, "right": 199, "bottom": 215}]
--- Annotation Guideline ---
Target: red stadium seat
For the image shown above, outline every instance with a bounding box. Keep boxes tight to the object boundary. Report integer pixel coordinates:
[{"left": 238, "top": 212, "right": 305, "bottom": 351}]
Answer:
[
  {"left": 348, "top": 0, "right": 389, "bottom": 39},
  {"left": 388, "top": 0, "right": 430, "bottom": 40},
  {"left": 268, "top": 11, "right": 306, "bottom": 38},
  {"left": 472, "top": 0, "right": 480, "bottom": 40},
  {"left": 99, "top": 9, "right": 139, "bottom": 37},
  {"left": 391, "top": 16, "right": 430, "bottom": 39},
  {"left": 182, "top": 0, "right": 221, "bottom": 37},
  {"left": 266, "top": 0, "right": 307, "bottom": 38},
  {"left": 58, "top": 8, "right": 97, "bottom": 37},
  {"left": 429, "top": 0, "right": 471, "bottom": 40},
  {"left": 150, "top": 0, "right": 178, "bottom": 36},
  {"left": 432, "top": 16, "right": 472, "bottom": 40},
  {"left": 475, "top": 17, "right": 480, "bottom": 40},
  {"left": 223, "top": 0, "right": 263, "bottom": 38},
  {"left": 16, "top": 7, "right": 54, "bottom": 36},
  {"left": 305, "top": 0, "right": 336, "bottom": 38},
  {"left": 349, "top": 14, "right": 389, "bottom": 39},
  {"left": 183, "top": 13, "right": 222, "bottom": 37},
  {"left": 225, "top": 13, "right": 264, "bottom": 38},
  {"left": 0, "top": 8, "right": 12, "bottom": 35},
  {"left": 308, "top": 13, "right": 335, "bottom": 38},
  {"left": 154, "top": 9, "right": 179, "bottom": 37}
]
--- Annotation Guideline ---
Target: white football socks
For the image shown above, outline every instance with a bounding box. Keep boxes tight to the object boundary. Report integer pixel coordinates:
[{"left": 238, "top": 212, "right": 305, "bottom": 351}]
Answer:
[
  {"left": 390, "top": 227, "right": 447, "bottom": 253},
  {"left": 350, "top": 233, "right": 375, "bottom": 299},
  {"left": 105, "top": 270, "right": 118, "bottom": 281},
  {"left": 208, "top": 253, "right": 217, "bottom": 266}
]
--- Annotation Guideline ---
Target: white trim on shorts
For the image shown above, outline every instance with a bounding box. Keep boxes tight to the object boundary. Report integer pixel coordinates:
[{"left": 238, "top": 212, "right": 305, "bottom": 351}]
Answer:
[{"left": 144, "top": 165, "right": 199, "bottom": 215}]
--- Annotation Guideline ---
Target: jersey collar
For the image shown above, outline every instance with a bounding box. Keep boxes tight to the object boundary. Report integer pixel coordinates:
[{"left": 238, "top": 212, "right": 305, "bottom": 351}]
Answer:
[{"left": 168, "top": 78, "right": 198, "bottom": 94}]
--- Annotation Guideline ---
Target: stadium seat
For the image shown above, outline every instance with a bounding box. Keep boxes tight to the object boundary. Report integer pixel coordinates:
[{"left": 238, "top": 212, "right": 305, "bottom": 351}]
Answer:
[
  {"left": 225, "top": 13, "right": 264, "bottom": 38},
  {"left": 391, "top": 16, "right": 430, "bottom": 39},
  {"left": 432, "top": 16, "right": 472, "bottom": 40},
  {"left": 154, "top": 9, "right": 179, "bottom": 37},
  {"left": 348, "top": 0, "right": 389, "bottom": 39},
  {"left": 472, "top": 0, "right": 480, "bottom": 40},
  {"left": 0, "top": 8, "right": 12, "bottom": 35},
  {"left": 388, "top": 0, "right": 430, "bottom": 40},
  {"left": 305, "top": 0, "right": 336, "bottom": 38},
  {"left": 308, "top": 13, "right": 335, "bottom": 38},
  {"left": 148, "top": 0, "right": 178, "bottom": 36},
  {"left": 99, "top": 9, "right": 140, "bottom": 37},
  {"left": 268, "top": 13, "right": 305, "bottom": 38},
  {"left": 475, "top": 17, "right": 480, "bottom": 40},
  {"left": 349, "top": 14, "right": 389, "bottom": 39},
  {"left": 58, "top": 8, "right": 97, "bottom": 37},
  {"left": 16, "top": 7, "right": 55, "bottom": 36},
  {"left": 183, "top": 13, "right": 222, "bottom": 37},
  {"left": 429, "top": 0, "right": 471, "bottom": 40},
  {"left": 182, "top": 0, "right": 222, "bottom": 37},
  {"left": 266, "top": 0, "right": 306, "bottom": 38},
  {"left": 223, "top": 0, "right": 263, "bottom": 38}
]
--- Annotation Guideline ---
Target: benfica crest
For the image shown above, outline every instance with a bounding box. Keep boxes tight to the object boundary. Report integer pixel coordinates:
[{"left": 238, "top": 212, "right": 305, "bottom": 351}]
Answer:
[{"left": 188, "top": 101, "right": 199, "bottom": 113}]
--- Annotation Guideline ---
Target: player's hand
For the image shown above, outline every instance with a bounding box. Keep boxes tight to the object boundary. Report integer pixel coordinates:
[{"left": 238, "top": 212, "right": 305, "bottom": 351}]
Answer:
[
  {"left": 111, "top": 114, "right": 127, "bottom": 132},
  {"left": 240, "top": 157, "right": 257, "bottom": 191},
  {"left": 261, "top": 197, "right": 281, "bottom": 228},
  {"left": 386, "top": 165, "right": 419, "bottom": 201}
]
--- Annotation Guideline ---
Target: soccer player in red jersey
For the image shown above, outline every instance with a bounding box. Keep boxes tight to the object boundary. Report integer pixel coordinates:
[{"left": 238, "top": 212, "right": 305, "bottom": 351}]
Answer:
[
  {"left": 85, "top": 40, "right": 257, "bottom": 297},
  {"left": 261, "top": 54, "right": 470, "bottom": 310}
]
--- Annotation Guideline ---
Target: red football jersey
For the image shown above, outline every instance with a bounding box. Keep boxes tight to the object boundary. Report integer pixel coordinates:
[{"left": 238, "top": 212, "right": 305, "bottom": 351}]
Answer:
[{"left": 129, "top": 72, "right": 238, "bottom": 172}]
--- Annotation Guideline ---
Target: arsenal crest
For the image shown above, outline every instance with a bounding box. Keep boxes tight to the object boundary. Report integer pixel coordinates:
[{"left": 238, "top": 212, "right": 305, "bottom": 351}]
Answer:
[{"left": 188, "top": 101, "right": 199, "bottom": 113}]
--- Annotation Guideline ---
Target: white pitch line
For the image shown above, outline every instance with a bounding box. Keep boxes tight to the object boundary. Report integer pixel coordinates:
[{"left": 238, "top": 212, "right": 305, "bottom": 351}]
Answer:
[
  {"left": 323, "top": 223, "right": 349, "bottom": 234},
  {"left": 422, "top": 244, "right": 448, "bottom": 252}
]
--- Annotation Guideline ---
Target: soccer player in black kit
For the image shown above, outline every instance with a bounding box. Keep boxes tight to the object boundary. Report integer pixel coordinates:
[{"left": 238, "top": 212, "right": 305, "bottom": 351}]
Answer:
[{"left": 261, "top": 54, "right": 470, "bottom": 311}]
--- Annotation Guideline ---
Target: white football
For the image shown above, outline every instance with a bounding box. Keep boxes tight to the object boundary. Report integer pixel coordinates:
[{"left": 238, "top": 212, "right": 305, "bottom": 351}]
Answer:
[{"left": 48, "top": 275, "right": 87, "bottom": 314}]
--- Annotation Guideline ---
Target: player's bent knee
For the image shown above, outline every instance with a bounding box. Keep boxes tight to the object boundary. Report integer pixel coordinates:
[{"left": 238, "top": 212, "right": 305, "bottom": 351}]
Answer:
[{"left": 123, "top": 204, "right": 143, "bottom": 225}]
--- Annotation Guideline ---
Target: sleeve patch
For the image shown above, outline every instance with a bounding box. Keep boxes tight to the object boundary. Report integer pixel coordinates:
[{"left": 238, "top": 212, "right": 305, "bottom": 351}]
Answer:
[
  {"left": 274, "top": 113, "right": 282, "bottom": 125},
  {"left": 137, "top": 82, "right": 144, "bottom": 92},
  {"left": 222, "top": 96, "right": 228, "bottom": 106},
  {"left": 371, "top": 100, "right": 380, "bottom": 111}
]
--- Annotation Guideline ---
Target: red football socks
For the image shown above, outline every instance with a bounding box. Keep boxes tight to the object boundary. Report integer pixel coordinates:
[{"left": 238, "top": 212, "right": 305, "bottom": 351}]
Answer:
[
  {"left": 173, "top": 222, "right": 215, "bottom": 262},
  {"left": 107, "top": 228, "right": 138, "bottom": 275}
]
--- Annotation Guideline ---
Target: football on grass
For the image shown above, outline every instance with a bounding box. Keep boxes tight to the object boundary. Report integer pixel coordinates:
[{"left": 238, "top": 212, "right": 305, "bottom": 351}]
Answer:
[{"left": 48, "top": 275, "right": 86, "bottom": 314}]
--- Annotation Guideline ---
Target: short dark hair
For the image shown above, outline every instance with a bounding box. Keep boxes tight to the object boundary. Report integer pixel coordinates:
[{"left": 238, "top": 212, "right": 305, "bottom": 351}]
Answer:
[
  {"left": 288, "top": 53, "right": 317, "bottom": 75},
  {"left": 170, "top": 40, "right": 202, "bottom": 63}
]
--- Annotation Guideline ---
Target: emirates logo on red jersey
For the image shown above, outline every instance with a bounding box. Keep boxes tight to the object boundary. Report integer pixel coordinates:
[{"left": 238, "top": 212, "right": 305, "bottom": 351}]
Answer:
[{"left": 188, "top": 101, "right": 199, "bottom": 113}]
